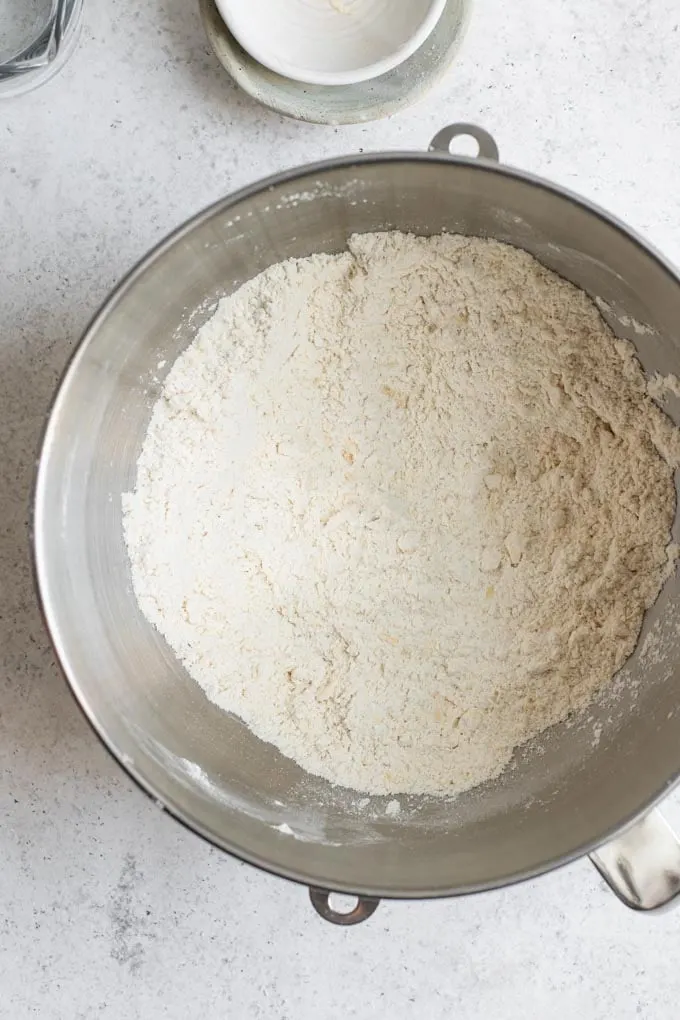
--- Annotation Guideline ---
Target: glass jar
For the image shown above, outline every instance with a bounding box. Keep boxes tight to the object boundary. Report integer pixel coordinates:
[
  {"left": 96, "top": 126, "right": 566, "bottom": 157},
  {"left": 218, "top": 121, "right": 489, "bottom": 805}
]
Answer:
[{"left": 0, "top": 0, "right": 83, "bottom": 98}]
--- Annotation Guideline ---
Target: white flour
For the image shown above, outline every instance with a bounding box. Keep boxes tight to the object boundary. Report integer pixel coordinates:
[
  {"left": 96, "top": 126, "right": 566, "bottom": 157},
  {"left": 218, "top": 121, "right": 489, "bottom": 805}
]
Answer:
[{"left": 123, "top": 232, "right": 680, "bottom": 796}]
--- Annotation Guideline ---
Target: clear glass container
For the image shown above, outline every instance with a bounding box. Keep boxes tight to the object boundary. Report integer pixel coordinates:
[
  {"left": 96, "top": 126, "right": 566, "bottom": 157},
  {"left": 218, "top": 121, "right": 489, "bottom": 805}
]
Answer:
[{"left": 0, "top": 0, "right": 83, "bottom": 98}]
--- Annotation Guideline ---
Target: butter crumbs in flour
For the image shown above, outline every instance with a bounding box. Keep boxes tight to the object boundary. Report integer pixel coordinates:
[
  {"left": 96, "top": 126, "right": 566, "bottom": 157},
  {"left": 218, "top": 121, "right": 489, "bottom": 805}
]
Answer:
[{"left": 123, "top": 232, "right": 680, "bottom": 796}]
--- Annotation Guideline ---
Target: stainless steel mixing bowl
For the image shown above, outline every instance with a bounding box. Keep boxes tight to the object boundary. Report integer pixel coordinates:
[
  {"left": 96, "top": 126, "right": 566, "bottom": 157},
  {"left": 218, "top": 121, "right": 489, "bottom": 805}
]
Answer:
[{"left": 33, "top": 124, "right": 680, "bottom": 924}]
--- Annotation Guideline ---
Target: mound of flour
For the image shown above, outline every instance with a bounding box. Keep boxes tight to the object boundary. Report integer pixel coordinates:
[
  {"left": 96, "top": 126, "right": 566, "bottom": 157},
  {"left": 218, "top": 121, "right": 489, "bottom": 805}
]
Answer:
[{"left": 123, "top": 232, "right": 680, "bottom": 796}]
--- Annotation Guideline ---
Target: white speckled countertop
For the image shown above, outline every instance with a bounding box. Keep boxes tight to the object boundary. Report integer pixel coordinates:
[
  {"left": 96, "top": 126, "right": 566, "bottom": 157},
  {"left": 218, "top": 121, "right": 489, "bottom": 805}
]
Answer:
[{"left": 3, "top": 0, "right": 680, "bottom": 1016}]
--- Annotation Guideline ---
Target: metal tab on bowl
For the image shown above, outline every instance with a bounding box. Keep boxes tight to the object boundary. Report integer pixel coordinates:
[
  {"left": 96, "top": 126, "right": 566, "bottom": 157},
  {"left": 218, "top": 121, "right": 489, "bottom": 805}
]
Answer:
[
  {"left": 309, "top": 887, "right": 380, "bottom": 925},
  {"left": 429, "top": 123, "right": 500, "bottom": 162}
]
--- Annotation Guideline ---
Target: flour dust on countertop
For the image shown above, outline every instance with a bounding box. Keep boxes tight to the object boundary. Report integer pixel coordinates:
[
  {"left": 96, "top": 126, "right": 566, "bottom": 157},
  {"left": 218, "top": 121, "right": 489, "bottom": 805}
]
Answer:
[{"left": 123, "top": 232, "right": 680, "bottom": 797}]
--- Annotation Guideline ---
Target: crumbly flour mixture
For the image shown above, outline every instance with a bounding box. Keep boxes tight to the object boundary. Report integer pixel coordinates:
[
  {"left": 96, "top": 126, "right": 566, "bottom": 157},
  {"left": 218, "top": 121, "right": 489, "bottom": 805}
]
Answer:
[{"left": 123, "top": 232, "right": 680, "bottom": 796}]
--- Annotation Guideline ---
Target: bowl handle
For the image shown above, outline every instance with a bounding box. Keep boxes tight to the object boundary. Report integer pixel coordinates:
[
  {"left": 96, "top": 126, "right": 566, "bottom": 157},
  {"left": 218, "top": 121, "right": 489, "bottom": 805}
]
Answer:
[
  {"left": 590, "top": 808, "right": 680, "bottom": 911},
  {"left": 309, "top": 887, "right": 380, "bottom": 925},
  {"left": 428, "top": 123, "right": 500, "bottom": 162}
]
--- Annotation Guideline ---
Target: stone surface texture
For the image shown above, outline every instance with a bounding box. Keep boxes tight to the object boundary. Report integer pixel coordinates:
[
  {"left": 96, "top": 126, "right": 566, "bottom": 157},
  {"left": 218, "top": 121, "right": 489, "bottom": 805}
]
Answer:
[{"left": 2, "top": 0, "right": 680, "bottom": 1017}]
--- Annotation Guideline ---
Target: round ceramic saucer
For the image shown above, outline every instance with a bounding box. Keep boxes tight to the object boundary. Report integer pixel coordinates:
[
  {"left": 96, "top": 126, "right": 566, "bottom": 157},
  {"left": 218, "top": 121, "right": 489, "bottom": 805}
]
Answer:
[{"left": 199, "top": 0, "right": 471, "bottom": 126}]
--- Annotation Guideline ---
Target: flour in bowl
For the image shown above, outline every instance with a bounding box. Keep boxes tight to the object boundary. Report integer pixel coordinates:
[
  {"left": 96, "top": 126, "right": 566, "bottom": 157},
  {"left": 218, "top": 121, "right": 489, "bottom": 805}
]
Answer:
[{"left": 123, "top": 232, "right": 680, "bottom": 796}]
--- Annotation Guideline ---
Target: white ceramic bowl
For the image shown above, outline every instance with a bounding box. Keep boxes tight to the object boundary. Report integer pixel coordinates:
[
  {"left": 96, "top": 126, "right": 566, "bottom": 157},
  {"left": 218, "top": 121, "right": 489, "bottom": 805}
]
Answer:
[
  {"left": 201, "top": 0, "right": 470, "bottom": 124},
  {"left": 214, "top": 0, "right": 447, "bottom": 86}
]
